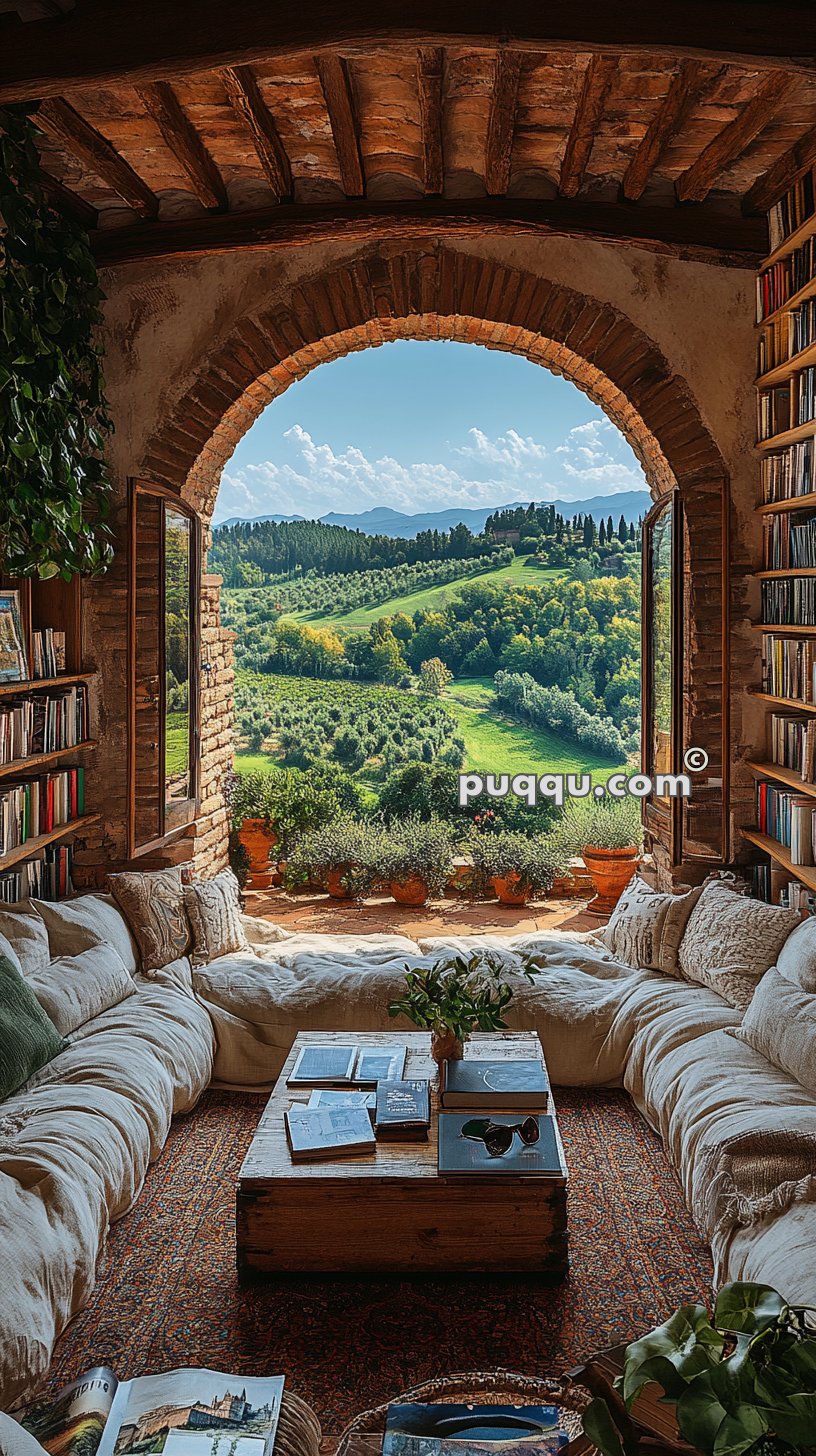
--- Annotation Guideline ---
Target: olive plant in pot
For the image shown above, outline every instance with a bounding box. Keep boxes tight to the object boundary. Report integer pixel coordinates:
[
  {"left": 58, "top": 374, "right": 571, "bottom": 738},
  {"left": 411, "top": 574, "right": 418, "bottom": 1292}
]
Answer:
[
  {"left": 228, "top": 772, "right": 282, "bottom": 889},
  {"left": 286, "top": 816, "right": 388, "bottom": 900},
  {"left": 583, "top": 1282, "right": 816, "bottom": 1456},
  {"left": 469, "top": 831, "right": 561, "bottom": 906},
  {"left": 388, "top": 951, "right": 538, "bottom": 1065},
  {"left": 381, "top": 817, "right": 454, "bottom": 907},
  {"left": 561, "top": 796, "right": 643, "bottom": 913}
]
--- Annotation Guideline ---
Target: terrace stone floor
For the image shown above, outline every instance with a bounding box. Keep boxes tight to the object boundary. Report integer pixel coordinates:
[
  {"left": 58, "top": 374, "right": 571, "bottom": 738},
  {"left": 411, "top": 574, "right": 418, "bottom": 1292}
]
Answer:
[{"left": 243, "top": 888, "right": 604, "bottom": 938}]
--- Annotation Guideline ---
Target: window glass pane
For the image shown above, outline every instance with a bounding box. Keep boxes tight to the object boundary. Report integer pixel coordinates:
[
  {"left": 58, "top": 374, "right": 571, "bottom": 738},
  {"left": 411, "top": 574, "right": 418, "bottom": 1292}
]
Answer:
[
  {"left": 648, "top": 500, "right": 673, "bottom": 795},
  {"left": 165, "top": 506, "right": 191, "bottom": 806}
]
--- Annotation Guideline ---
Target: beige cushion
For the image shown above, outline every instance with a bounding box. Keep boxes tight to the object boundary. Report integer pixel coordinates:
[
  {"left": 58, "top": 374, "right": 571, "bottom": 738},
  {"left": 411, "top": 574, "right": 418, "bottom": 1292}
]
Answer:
[
  {"left": 734, "top": 967, "right": 816, "bottom": 1095},
  {"left": 602, "top": 877, "right": 672, "bottom": 970},
  {"left": 183, "top": 868, "right": 249, "bottom": 967},
  {"left": 659, "top": 885, "right": 704, "bottom": 974},
  {"left": 0, "top": 905, "right": 50, "bottom": 978},
  {"left": 678, "top": 881, "right": 799, "bottom": 1009},
  {"left": 34, "top": 893, "right": 139, "bottom": 975},
  {"left": 25, "top": 942, "right": 136, "bottom": 1037},
  {"left": 776, "top": 915, "right": 816, "bottom": 992},
  {"left": 108, "top": 867, "right": 191, "bottom": 975}
]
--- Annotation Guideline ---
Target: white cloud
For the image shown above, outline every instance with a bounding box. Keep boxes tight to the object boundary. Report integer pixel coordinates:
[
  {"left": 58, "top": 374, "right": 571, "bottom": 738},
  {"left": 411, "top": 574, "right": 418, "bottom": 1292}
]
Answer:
[{"left": 214, "top": 410, "right": 647, "bottom": 523}]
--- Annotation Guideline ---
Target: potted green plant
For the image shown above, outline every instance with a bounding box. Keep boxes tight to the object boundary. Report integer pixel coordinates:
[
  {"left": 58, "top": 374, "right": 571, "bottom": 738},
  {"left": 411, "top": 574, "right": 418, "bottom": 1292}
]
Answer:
[
  {"left": 228, "top": 771, "right": 283, "bottom": 889},
  {"left": 382, "top": 818, "right": 454, "bottom": 907},
  {"left": 469, "top": 830, "right": 560, "bottom": 906},
  {"left": 562, "top": 796, "right": 643, "bottom": 913},
  {"left": 286, "top": 816, "right": 387, "bottom": 900},
  {"left": 583, "top": 1282, "right": 816, "bottom": 1456},
  {"left": 388, "top": 951, "right": 538, "bottom": 1064}
]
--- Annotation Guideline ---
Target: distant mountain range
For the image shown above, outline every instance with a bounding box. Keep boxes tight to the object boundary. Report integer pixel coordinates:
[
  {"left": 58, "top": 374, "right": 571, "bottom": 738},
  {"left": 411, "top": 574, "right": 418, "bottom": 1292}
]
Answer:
[{"left": 215, "top": 491, "right": 651, "bottom": 538}]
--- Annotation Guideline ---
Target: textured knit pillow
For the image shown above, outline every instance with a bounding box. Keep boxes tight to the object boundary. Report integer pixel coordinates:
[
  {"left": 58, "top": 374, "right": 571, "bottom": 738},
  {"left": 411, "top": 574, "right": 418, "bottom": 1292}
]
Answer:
[
  {"left": 602, "top": 877, "right": 673, "bottom": 970},
  {"left": 26, "top": 942, "right": 135, "bottom": 1037},
  {"left": 678, "top": 880, "right": 799, "bottom": 1009},
  {"left": 0, "top": 953, "right": 67, "bottom": 1099},
  {"left": 734, "top": 967, "right": 816, "bottom": 1094},
  {"left": 108, "top": 866, "right": 191, "bottom": 975},
  {"left": 776, "top": 915, "right": 816, "bottom": 993},
  {"left": 183, "top": 868, "right": 249, "bottom": 967}
]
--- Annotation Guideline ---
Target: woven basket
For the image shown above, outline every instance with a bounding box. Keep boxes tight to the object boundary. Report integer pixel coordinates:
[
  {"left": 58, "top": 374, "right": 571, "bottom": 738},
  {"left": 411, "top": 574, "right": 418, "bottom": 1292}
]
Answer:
[
  {"left": 277, "top": 1389, "right": 323, "bottom": 1456},
  {"left": 334, "top": 1370, "right": 592, "bottom": 1456}
]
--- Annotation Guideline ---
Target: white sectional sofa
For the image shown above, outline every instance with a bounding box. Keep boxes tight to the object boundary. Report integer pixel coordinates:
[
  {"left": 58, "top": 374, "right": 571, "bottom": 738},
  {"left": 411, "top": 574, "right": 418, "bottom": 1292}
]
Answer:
[{"left": 1, "top": 877, "right": 815, "bottom": 1414}]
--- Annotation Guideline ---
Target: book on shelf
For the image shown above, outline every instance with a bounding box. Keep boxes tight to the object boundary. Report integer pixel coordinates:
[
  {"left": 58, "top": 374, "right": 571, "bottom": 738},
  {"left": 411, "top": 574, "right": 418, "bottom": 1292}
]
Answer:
[
  {"left": 382, "top": 1403, "right": 570, "bottom": 1456},
  {"left": 0, "top": 767, "right": 85, "bottom": 856},
  {"left": 0, "top": 842, "right": 73, "bottom": 902},
  {"left": 761, "top": 577, "right": 816, "bottom": 625},
  {"left": 439, "top": 1059, "right": 550, "bottom": 1111},
  {"left": 286, "top": 1042, "right": 406, "bottom": 1086},
  {"left": 751, "top": 861, "right": 816, "bottom": 913},
  {"left": 307, "top": 1088, "right": 376, "bottom": 1118},
  {"left": 755, "top": 780, "right": 816, "bottom": 865},
  {"left": 374, "top": 1080, "right": 431, "bottom": 1140},
  {"left": 763, "top": 510, "right": 816, "bottom": 569},
  {"left": 762, "top": 634, "right": 816, "bottom": 702},
  {"left": 761, "top": 438, "right": 816, "bottom": 502},
  {"left": 19, "top": 1364, "right": 285, "bottom": 1456},
  {"left": 284, "top": 1104, "right": 376, "bottom": 1160},
  {"left": 769, "top": 711, "right": 816, "bottom": 781},
  {"left": 758, "top": 299, "right": 816, "bottom": 374},
  {"left": 768, "top": 169, "right": 816, "bottom": 253},
  {"left": 31, "top": 628, "right": 67, "bottom": 681},
  {"left": 437, "top": 1113, "right": 562, "bottom": 1176},
  {"left": 0, "top": 684, "right": 90, "bottom": 765},
  {"left": 0, "top": 589, "right": 28, "bottom": 684},
  {"left": 758, "top": 383, "right": 792, "bottom": 440}
]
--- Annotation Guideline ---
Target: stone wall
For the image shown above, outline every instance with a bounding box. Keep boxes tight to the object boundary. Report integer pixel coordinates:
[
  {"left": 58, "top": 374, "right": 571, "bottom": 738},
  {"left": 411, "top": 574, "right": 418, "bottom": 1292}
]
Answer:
[{"left": 77, "top": 232, "right": 759, "bottom": 884}]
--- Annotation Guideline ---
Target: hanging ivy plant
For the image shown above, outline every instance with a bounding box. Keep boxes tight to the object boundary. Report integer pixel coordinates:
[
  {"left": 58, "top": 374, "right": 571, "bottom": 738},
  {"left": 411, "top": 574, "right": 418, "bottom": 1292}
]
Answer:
[{"left": 0, "top": 107, "right": 114, "bottom": 579}]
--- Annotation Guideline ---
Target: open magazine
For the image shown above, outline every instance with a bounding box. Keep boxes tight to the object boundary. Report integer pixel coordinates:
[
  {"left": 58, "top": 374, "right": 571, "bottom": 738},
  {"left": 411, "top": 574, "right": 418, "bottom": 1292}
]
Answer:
[{"left": 21, "top": 1367, "right": 285, "bottom": 1456}]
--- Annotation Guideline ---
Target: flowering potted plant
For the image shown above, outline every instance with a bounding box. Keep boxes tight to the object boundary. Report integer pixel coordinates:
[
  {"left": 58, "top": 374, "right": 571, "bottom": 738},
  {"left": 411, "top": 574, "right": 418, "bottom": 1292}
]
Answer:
[
  {"left": 388, "top": 950, "right": 539, "bottom": 1064},
  {"left": 381, "top": 818, "right": 454, "bottom": 907},
  {"left": 469, "top": 830, "right": 560, "bottom": 906}
]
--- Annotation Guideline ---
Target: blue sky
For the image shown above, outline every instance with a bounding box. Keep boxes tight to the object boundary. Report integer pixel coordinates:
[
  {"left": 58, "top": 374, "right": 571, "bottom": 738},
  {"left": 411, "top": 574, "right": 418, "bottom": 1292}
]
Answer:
[{"left": 214, "top": 339, "right": 647, "bottom": 523}]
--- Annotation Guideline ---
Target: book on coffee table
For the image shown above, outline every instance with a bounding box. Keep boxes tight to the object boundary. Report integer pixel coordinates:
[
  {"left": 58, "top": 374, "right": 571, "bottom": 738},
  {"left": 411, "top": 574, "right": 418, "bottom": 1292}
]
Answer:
[
  {"left": 374, "top": 1080, "right": 431, "bottom": 1140},
  {"left": 308, "top": 1087, "right": 377, "bottom": 1120},
  {"left": 437, "top": 1113, "right": 562, "bottom": 1175},
  {"left": 439, "top": 1059, "right": 549, "bottom": 1110},
  {"left": 287, "top": 1042, "right": 357, "bottom": 1085},
  {"left": 285, "top": 1104, "right": 376, "bottom": 1160},
  {"left": 383, "top": 1401, "right": 569, "bottom": 1456},
  {"left": 353, "top": 1045, "right": 407, "bottom": 1083}
]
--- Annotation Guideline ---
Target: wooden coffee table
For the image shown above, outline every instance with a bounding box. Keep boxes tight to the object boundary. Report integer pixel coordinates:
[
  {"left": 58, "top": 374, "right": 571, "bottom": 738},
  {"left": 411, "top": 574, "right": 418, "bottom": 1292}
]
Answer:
[{"left": 236, "top": 1029, "right": 568, "bottom": 1276}]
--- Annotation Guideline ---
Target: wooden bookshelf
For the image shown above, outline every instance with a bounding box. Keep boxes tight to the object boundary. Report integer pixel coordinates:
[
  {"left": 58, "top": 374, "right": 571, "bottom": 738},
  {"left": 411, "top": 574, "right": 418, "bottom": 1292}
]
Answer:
[
  {"left": 0, "top": 670, "right": 96, "bottom": 699},
  {"left": 741, "top": 828, "right": 816, "bottom": 893},
  {"left": 751, "top": 622, "right": 816, "bottom": 634},
  {"left": 757, "top": 339, "right": 816, "bottom": 390},
  {"left": 756, "top": 493, "right": 816, "bottom": 516},
  {"left": 0, "top": 814, "right": 100, "bottom": 874},
  {"left": 753, "top": 568, "right": 816, "bottom": 579},
  {"left": 746, "top": 759, "right": 816, "bottom": 798},
  {"left": 760, "top": 210, "right": 816, "bottom": 271},
  {"left": 749, "top": 690, "right": 816, "bottom": 713},
  {"left": 0, "top": 740, "right": 97, "bottom": 780},
  {"left": 756, "top": 418, "right": 816, "bottom": 453}
]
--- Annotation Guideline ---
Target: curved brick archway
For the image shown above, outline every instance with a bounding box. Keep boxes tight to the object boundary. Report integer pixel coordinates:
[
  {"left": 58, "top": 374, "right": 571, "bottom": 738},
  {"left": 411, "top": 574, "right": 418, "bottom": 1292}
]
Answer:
[
  {"left": 140, "top": 246, "right": 726, "bottom": 519},
  {"left": 131, "top": 244, "right": 728, "bottom": 884}
]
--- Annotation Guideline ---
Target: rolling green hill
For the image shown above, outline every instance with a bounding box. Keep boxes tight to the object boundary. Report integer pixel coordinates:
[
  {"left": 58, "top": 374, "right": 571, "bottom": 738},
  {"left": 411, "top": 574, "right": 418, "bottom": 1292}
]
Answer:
[{"left": 296, "top": 557, "right": 565, "bottom": 629}]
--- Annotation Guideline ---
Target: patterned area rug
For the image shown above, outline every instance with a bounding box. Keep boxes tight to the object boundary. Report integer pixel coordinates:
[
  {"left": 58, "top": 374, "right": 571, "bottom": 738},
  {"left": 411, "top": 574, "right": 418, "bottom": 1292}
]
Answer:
[{"left": 46, "top": 1090, "right": 712, "bottom": 1442}]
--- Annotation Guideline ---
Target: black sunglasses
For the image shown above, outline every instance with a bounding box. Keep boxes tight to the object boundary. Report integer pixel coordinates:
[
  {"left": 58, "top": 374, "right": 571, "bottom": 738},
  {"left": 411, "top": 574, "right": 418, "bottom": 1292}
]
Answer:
[{"left": 460, "top": 1115, "right": 540, "bottom": 1157}]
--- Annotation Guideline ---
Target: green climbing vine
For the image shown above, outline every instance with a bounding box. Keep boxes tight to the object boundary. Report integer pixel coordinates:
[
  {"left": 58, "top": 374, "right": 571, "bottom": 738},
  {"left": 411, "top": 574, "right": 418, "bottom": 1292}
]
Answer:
[{"left": 0, "top": 106, "right": 113, "bottom": 578}]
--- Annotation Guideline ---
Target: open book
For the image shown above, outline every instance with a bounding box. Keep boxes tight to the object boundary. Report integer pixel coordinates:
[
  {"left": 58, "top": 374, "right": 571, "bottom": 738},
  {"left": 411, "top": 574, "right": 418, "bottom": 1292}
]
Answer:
[{"left": 21, "top": 1367, "right": 285, "bottom": 1456}]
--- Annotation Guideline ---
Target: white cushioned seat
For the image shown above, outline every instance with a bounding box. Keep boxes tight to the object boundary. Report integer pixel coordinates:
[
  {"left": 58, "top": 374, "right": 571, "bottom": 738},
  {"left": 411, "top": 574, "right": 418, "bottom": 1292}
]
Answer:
[{"left": 715, "top": 1201, "right": 816, "bottom": 1307}]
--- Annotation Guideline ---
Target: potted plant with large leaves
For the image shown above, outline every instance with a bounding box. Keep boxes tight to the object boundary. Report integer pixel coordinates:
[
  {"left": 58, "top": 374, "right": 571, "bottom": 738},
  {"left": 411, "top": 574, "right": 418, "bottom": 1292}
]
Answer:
[
  {"left": 561, "top": 796, "right": 643, "bottom": 913},
  {"left": 583, "top": 1282, "right": 816, "bottom": 1456},
  {"left": 469, "top": 830, "right": 561, "bottom": 906},
  {"left": 388, "top": 950, "right": 538, "bottom": 1064},
  {"left": 382, "top": 818, "right": 454, "bottom": 907}
]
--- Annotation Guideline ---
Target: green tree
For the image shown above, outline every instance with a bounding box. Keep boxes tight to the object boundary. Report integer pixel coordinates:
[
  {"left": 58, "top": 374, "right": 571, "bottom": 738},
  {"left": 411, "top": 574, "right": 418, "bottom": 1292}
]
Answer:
[{"left": 419, "top": 656, "right": 453, "bottom": 696}]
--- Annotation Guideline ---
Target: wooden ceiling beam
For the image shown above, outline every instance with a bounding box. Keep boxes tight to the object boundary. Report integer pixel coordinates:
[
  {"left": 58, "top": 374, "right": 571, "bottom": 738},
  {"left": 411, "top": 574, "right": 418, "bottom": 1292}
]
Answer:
[
  {"left": 314, "top": 55, "right": 364, "bottom": 197},
  {"left": 91, "top": 195, "right": 766, "bottom": 271},
  {"left": 743, "top": 119, "right": 816, "bottom": 214},
  {"left": 4, "top": 2, "right": 816, "bottom": 102},
  {"left": 137, "top": 79, "right": 227, "bottom": 210},
  {"left": 559, "top": 54, "right": 617, "bottom": 198},
  {"left": 220, "top": 65, "right": 292, "bottom": 200},
  {"left": 34, "top": 96, "right": 158, "bottom": 216},
  {"left": 416, "top": 46, "right": 444, "bottom": 195},
  {"left": 484, "top": 49, "right": 523, "bottom": 196},
  {"left": 39, "top": 169, "right": 99, "bottom": 229},
  {"left": 621, "top": 58, "right": 714, "bottom": 201},
  {"left": 676, "top": 70, "right": 798, "bottom": 203}
]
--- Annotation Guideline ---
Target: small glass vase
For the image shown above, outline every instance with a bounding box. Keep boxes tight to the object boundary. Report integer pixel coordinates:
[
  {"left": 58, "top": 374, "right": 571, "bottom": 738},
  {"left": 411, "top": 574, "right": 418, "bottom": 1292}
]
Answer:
[{"left": 431, "top": 1028, "right": 465, "bottom": 1065}]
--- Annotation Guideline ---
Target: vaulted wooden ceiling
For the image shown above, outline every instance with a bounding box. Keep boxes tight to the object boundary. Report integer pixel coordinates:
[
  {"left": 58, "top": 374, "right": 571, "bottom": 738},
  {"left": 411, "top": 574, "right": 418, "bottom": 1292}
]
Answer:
[{"left": 4, "top": 1, "right": 816, "bottom": 268}]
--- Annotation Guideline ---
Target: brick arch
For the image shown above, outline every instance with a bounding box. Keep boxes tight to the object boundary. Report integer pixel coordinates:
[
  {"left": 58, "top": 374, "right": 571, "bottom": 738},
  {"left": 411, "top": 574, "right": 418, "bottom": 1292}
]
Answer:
[{"left": 141, "top": 246, "right": 726, "bottom": 521}]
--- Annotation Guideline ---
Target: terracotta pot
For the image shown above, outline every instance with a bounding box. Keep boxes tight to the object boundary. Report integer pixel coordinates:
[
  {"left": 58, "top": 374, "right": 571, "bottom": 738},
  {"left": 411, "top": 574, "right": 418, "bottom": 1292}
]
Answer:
[
  {"left": 491, "top": 871, "right": 530, "bottom": 906},
  {"left": 390, "top": 875, "right": 430, "bottom": 907},
  {"left": 581, "top": 844, "right": 639, "bottom": 913},
  {"left": 326, "top": 862, "right": 356, "bottom": 900},
  {"left": 238, "top": 818, "right": 279, "bottom": 889},
  {"left": 431, "top": 1028, "right": 465, "bottom": 1065}
]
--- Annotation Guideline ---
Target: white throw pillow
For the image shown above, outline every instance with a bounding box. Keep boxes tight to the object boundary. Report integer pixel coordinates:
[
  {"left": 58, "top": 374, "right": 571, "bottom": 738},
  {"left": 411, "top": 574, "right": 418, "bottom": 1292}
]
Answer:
[
  {"left": 678, "top": 881, "right": 799, "bottom": 1009},
  {"left": 34, "top": 892, "right": 139, "bottom": 975},
  {"left": 776, "top": 915, "right": 816, "bottom": 993},
  {"left": 183, "top": 868, "right": 249, "bottom": 967},
  {"left": 602, "top": 877, "right": 672, "bottom": 970},
  {"left": 735, "top": 967, "right": 816, "bottom": 1095},
  {"left": 26, "top": 941, "right": 135, "bottom": 1037},
  {"left": 0, "top": 905, "right": 50, "bottom": 978}
]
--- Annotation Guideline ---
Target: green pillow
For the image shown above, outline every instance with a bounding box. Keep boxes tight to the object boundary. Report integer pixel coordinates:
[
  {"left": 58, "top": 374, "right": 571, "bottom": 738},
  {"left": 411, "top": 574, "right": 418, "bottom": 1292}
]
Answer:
[{"left": 0, "top": 953, "right": 67, "bottom": 1100}]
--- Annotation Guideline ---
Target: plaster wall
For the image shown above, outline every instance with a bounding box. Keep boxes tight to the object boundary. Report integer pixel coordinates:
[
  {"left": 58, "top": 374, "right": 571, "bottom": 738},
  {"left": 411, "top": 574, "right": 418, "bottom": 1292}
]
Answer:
[{"left": 74, "top": 232, "right": 761, "bottom": 884}]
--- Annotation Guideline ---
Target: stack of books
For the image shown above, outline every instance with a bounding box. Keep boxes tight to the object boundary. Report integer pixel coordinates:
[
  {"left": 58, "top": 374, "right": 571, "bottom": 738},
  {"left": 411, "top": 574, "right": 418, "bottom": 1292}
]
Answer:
[
  {"left": 0, "top": 684, "right": 89, "bottom": 765},
  {"left": 0, "top": 766, "right": 85, "bottom": 855},
  {"left": 768, "top": 169, "right": 816, "bottom": 252},
  {"left": 758, "top": 384, "right": 792, "bottom": 441},
  {"left": 437, "top": 1059, "right": 560, "bottom": 1177},
  {"left": 0, "top": 843, "right": 73, "bottom": 903},
  {"left": 762, "top": 634, "right": 816, "bottom": 702},
  {"left": 763, "top": 512, "right": 816, "bottom": 570},
  {"left": 769, "top": 711, "right": 816, "bottom": 780},
  {"left": 31, "top": 629, "right": 67, "bottom": 680},
  {"left": 761, "top": 438, "right": 816, "bottom": 502},
  {"left": 374, "top": 1081, "right": 431, "bottom": 1141},
  {"left": 756, "top": 780, "right": 816, "bottom": 865},
  {"left": 762, "top": 577, "right": 816, "bottom": 625}
]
